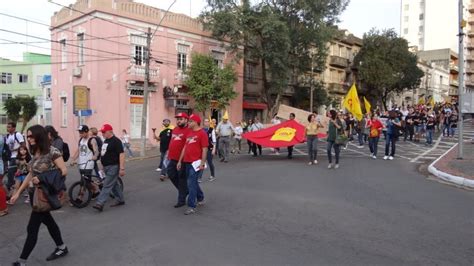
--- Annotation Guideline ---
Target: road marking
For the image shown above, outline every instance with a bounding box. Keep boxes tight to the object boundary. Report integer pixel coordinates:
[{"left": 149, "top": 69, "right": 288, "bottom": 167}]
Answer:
[{"left": 410, "top": 133, "right": 444, "bottom": 163}]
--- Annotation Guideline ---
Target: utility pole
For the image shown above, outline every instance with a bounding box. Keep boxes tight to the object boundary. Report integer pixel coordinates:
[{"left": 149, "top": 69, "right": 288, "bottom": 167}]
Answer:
[
  {"left": 457, "top": 0, "right": 464, "bottom": 159},
  {"left": 140, "top": 27, "right": 151, "bottom": 157},
  {"left": 309, "top": 54, "right": 314, "bottom": 112}
]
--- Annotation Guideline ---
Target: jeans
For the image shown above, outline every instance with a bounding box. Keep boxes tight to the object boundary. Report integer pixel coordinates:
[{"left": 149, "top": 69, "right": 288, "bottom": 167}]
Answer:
[
  {"left": 327, "top": 141, "right": 340, "bottom": 164},
  {"left": 358, "top": 132, "right": 364, "bottom": 146},
  {"left": 450, "top": 127, "right": 456, "bottom": 137},
  {"left": 233, "top": 138, "right": 242, "bottom": 152},
  {"left": 206, "top": 148, "right": 215, "bottom": 177},
  {"left": 123, "top": 143, "right": 133, "bottom": 157},
  {"left": 96, "top": 165, "right": 124, "bottom": 205},
  {"left": 167, "top": 160, "right": 188, "bottom": 204},
  {"left": 404, "top": 125, "right": 414, "bottom": 141},
  {"left": 369, "top": 137, "right": 379, "bottom": 156},
  {"left": 7, "top": 158, "right": 17, "bottom": 190},
  {"left": 385, "top": 134, "right": 397, "bottom": 156},
  {"left": 218, "top": 136, "right": 231, "bottom": 161},
  {"left": 306, "top": 135, "right": 318, "bottom": 162},
  {"left": 159, "top": 151, "right": 166, "bottom": 169},
  {"left": 185, "top": 163, "right": 204, "bottom": 208},
  {"left": 287, "top": 146, "right": 294, "bottom": 158},
  {"left": 442, "top": 124, "right": 450, "bottom": 136},
  {"left": 426, "top": 129, "right": 434, "bottom": 144},
  {"left": 20, "top": 211, "right": 64, "bottom": 260}
]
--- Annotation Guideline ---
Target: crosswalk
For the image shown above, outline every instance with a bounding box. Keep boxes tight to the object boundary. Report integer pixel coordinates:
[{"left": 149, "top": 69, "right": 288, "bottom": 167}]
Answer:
[{"left": 255, "top": 120, "right": 474, "bottom": 165}]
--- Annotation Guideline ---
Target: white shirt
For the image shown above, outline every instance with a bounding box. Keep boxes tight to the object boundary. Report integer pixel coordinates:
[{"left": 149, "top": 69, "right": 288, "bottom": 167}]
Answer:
[
  {"left": 234, "top": 126, "right": 243, "bottom": 139},
  {"left": 78, "top": 138, "right": 94, "bottom": 170},
  {"left": 250, "top": 123, "right": 263, "bottom": 132},
  {"left": 6, "top": 132, "right": 24, "bottom": 159},
  {"left": 122, "top": 134, "right": 130, "bottom": 144},
  {"left": 271, "top": 118, "right": 281, "bottom": 125}
]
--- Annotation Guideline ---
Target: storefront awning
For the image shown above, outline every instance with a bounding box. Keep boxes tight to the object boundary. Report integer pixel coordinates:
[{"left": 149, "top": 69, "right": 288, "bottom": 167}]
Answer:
[{"left": 243, "top": 101, "right": 267, "bottom": 110}]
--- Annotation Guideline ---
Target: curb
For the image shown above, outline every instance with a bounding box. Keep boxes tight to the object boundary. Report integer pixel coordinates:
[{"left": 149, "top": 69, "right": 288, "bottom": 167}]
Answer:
[{"left": 427, "top": 143, "right": 474, "bottom": 188}]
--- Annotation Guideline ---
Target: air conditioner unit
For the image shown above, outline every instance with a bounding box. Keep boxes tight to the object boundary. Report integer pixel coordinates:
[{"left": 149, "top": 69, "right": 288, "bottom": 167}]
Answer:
[{"left": 73, "top": 67, "right": 82, "bottom": 77}]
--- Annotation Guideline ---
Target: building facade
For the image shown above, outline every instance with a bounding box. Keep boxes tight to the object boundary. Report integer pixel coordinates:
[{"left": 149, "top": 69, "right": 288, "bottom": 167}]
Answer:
[
  {"left": 50, "top": 0, "right": 243, "bottom": 148},
  {"left": 0, "top": 52, "right": 50, "bottom": 132},
  {"left": 400, "top": 0, "right": 458, "bottom": 52}
]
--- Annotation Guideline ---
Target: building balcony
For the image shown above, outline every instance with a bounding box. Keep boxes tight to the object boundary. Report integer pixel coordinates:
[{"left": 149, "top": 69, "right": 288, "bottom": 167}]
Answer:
[
  {"left": 450, "top": 79, "right": 459, "bottom": 87},
  {"left": 469, "top": 17, "right": 474, "bottom": 25},
  {"left": 244, "top": 84, "right": 262, "bottom": 96},
  {"left": 327, "top": 82, "right": 347, "bottom": 95},
  {"left": 466, "top": 67, "right": 474, "bottom": 75},
  {"left": 128, "top": 65, "right": 159, "bottom": 83},
  {"left": 174, "top": 70, "right": 188, "bottom": 84},
  {"left": 163, "top": 85, "right": 190, "bottom": 100},
  {"left": 468, "top": 42, "right": 474, "bottom": 50},
  {"left": 469, "top": 30, "right": 474, "bottom": 37},
  {"left": 449, "top": 63, "right": 459, "bottom": 73},
  {"left": 466, "top": 55, "right": 474, "bottom": 62},
  {"left": 282, "top": 86, "right": 295, "bottom": 96},
  {"left": 469, "top": 5, "right": 474, "bottom": 12},
  {"left": 329, "top": 56, "right": 349, "bottom": 68}
]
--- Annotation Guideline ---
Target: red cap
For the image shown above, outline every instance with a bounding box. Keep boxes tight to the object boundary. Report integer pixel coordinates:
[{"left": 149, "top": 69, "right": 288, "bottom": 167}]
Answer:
[
  {"left": 175, "top": 112, "right": 189, "bottom": 119},
  {"left": 189, "top": 114, "right": 201, "bottom": 125},
  {"left": 100, "top": 124, "right": 113, "bottom": 133}
]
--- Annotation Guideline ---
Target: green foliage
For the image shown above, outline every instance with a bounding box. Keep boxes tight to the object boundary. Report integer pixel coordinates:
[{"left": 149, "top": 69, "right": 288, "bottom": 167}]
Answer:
[
  {"left": 201, "top": 0, "right": 349, "bottom": 118},
  {"left": 291, "top": 81, "right": 330, "bottom": 111},
  {"left": 353, "top": 29, "right": 424, "bottom": 110},
  {"left": 185, "top": 53, "right": 238, "bottom": 113},
  {"left": 3, "top": 96, "right": 38, "bottom": 133}
]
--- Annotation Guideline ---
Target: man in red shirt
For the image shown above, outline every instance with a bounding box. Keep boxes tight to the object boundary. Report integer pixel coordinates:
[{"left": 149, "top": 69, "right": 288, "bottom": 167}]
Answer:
[
  {"left": 177, "top": 114, "right": 208, "bottom": 215},
  {"left": 167, "top": 113, "right": 191, "bottom": 208}
]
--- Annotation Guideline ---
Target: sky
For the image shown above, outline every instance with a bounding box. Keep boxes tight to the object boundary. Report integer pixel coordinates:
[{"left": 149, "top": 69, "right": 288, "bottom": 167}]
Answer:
[{"left": 0, "top": 0, "right": 400, "bottom": 61}]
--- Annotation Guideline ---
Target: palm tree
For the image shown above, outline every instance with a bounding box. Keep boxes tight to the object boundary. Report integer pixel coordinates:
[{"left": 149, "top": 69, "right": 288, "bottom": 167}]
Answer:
[
  {"left": 19, "top": 96, "right": 38, "bottom": 133},
  {"left": 3, "top": 97, "right": 22, "bottom": 124}
]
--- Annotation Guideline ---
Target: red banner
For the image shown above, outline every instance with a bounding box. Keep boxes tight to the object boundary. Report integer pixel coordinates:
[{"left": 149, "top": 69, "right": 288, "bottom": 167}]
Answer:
[{"left": 242, "top": 119, "right": 306, "bottom": 148}]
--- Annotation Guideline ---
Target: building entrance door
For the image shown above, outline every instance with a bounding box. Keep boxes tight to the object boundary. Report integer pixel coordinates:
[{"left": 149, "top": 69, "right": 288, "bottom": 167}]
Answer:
[{"left": 130, "top": 103, "right": 143, "bottom": 138}]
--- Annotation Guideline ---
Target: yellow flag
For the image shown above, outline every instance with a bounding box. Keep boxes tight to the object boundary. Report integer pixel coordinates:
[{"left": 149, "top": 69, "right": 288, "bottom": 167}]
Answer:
[
  {"left": 363, "top": 97, "right": 371, "bottom": 114},
  {"left": 343, "top": 83, "right": 363, "bottom": 121},
  {"left": 429, "top": 97, "right": 435, "bottom": 107},
  {"left": 418, "top": 97, "right": 425, "bottom": 105}
]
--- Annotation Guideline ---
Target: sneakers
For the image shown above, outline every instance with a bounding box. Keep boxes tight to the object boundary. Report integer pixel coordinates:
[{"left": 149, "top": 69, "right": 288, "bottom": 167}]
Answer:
[
  {"left": 313, "top": 160, "right": 318, "bottom": 164},
  {"left": 155, "top": 168, "right": 161, "bottom": 172},
  {"left": 197, "top": 200, "right": 205, "bottom": 207},
  {"left": 184, "top": 208, "right": 196, "bottom": 215},
  {"left": 198, "top": 179, "right": 202, "bottom": 183},
  {"left": 389, "top": 156, "right": 394, "bottom": 160},
  {"left": 92, "top": 203, "right": 103, "bottom": 212},
  {"left": 308, "top": 162, "right": 313, "bottom": 165},
  {"left": 328, "top": 164, "right": 333, "bottom": 169},
  {"left": 372, "top": 155, "right": 377, "bottom": 159},
  {"left": 46, "top": 247, "right": 69, "bottom": 261},
  {"left": 383, "top": 156, "right": 389, "bottom": 160},
  {"left": 208, "top": 176, "right": 216, "bottom": 182},
  {"left": 334, "top": 164, "right": 339, "bottom": 169}
]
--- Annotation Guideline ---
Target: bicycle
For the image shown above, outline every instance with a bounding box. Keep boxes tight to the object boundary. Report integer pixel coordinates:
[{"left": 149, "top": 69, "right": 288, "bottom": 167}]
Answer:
[{"left": 68, "top": 161, "right": 124, "bottom": 208}]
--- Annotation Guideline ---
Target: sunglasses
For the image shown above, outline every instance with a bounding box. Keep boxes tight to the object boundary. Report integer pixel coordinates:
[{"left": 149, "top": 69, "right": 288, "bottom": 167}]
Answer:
[{"left": 27, "top": 135, "right": 34, "bottom": 139}]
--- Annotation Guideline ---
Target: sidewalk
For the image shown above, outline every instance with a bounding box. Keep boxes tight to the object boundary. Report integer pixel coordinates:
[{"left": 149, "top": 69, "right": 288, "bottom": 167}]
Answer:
[
  {"left": 127, "top": 146, "right": 160, "bottom": 162},
  {"left": 428, "top": 141, "right": 474, "bottom": 188}
]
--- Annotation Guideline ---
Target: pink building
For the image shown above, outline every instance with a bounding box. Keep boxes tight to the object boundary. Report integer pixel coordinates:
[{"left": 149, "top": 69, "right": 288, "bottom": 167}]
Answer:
[{"left": 50, "top": 0, "right": 243, "bottom": 149}]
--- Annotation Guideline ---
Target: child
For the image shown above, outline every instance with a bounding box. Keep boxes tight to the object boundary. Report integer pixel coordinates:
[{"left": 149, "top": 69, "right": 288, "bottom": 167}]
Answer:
[{"left": 14, "top": 146, "right": 31, "bottom": 203}]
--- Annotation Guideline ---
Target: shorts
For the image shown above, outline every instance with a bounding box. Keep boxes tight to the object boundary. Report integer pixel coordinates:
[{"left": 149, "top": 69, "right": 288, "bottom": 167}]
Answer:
[{"left": 15, "top": 174, "right": 26, "bottom": 183}]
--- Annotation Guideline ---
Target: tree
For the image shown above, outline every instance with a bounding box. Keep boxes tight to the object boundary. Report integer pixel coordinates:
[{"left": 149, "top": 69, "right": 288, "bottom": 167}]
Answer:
[
  {"left": 291, "top": 81, "right": 330, "bottom": 111},
  {"left": 185, "top": 53, "right": 238, "bottom": 114},
  {"left": 353, "top": 29, "right": 424, "bottom": 110},
  {"left": 201, "top": 0, "right": 349, "bottom": 120},
  {"left": 3, "top": 96, "right": 38, "bottom": 133}
]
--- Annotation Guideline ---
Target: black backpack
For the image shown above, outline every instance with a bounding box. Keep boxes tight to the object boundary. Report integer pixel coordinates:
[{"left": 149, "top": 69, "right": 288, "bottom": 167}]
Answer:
[{"left": 62, "top": 142, "right": 70, "bottom": 162}]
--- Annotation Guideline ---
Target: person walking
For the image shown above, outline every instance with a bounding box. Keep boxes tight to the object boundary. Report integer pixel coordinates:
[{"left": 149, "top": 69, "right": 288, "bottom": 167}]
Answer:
[
  {"left": 306, "top": 114, "right": 320, "bottom": 165},
  {"left": 404, "top": 108, "right": 415, "bottom": 141},
  {"left": 92, "top": 124, "right": 126, "bottom": 212},
  {"left": 5, "top": 122, "right": 25, "bottom": 192},
  {"left": 44, "top": 126, "right": 64, "bottom": 152},
  {"left": 232, "top": 121, "right": 243, "bottom": 154},
  {"left": 245, "top": 119, "right": 253, "bottom": 154},
  {"left": 0, "top": 134, "right": 7, "bottom": 217},
  {"left": 166, "top": 113, "right": 191, "bottom": 208},
  {"left": 425, "top": 114, "right": 436, "bottom": 145},
  {"left": 326, "top": 110, "right": 343, "bottom": 169},
  {"left": 271, "top": 114, "right": 281, "bottom": 155},
  {"left": 384, "top": 111, "right": 402, "bottom": 160},
  {"left": 89, "top": 127, "right": 104, "bottom": 179},
  {"left": 120, "top": 129, "right": 133, "bottom": 158},
  {"left": 203, "top": 118, "right": 216, "bottom": 182},
  {"left": 287, "top": 113, "right": 296, "bottom": 159},
  {"left": 367, "top": 114, "right": 383, "bottom": 159},
  {"left": 153, "top": 119, "right": 174, "bottom": 180},
  {"left": 250, "top": 118, "right": 263, "bottom": 156},
  {"left": 216, "top": 114, "right": 234, "bottom": 163},
  {"left": 177, "top": 114, "right": 208, "bottom": 215},
  {"left": 10, "top": 125, "right": 69, "bottom": 265}
]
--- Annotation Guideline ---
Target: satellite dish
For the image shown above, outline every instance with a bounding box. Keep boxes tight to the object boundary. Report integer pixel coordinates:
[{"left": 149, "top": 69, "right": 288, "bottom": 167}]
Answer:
[{"left": 173, "top": 86, "right": 179, "bottom": 93}]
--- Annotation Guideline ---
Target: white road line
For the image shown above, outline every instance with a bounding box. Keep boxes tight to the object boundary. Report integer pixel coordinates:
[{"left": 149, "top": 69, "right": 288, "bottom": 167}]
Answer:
[{"left": 410, "top": 133, "right": 444, "bottom": 163}]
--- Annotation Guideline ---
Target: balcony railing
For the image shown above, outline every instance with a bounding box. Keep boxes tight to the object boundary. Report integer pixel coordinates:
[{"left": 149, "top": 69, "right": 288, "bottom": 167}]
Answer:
[
  {"left": 329, "top": 56, "right": 349, "bottom": 68},
  {"left": 449, "top": 63, "right": 459, "bottom": 73},
  {"left": 174, "top": 70, "right": 188, "bottom": 83},
  {"left": 128, "top": 65, "right": 159, "bottom": 82}
]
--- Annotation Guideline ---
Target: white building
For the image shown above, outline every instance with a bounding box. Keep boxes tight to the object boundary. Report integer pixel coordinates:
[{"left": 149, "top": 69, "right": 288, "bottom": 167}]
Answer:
[{"left": 400, "top": 0, "right": 458, "bottom": 51}]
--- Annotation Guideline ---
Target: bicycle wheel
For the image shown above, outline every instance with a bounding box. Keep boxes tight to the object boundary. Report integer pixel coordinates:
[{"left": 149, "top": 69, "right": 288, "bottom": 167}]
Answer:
[{"left": 68, "top": 181, "right": 92, "bottom": 208}]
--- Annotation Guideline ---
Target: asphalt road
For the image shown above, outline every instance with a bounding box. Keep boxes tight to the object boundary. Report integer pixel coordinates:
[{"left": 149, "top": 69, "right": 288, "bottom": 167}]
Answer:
[{"left": 1, "top": 146, "right": 473, "bottom": 265}]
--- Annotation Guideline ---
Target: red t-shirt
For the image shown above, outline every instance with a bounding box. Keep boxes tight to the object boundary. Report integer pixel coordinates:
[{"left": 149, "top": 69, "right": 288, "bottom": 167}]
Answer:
[
  {"left": 183, "top": 129, "right": 209, "bottom": 163},
  {"left": 168, "top": 126, "right": 191, "bottom": 161},
  {"left": 369, "top": 119, "right": 383, "bottom": 137}
]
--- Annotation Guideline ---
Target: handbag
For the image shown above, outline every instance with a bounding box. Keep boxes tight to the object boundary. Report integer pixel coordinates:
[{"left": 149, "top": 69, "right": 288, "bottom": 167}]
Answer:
[
  {"left": 32, "top": 187, "right": 67, "bottom": 212},
  {"left": 335, "top": 124, "right": 348, "bottom": 145}
]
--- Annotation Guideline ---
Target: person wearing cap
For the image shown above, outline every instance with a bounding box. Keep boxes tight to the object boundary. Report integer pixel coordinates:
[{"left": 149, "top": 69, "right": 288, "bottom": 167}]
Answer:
[
  {"left": 216, "top": 111, "right": 234, "bottom": 162},
  {"left": 93, "top": 124, "right": 125, "bottom": 212},
  {"left": 177, "top": 114, "right": 208, "bottom": 215},
  {"left": 166, "top": 113, "right": 191, "bottom": 208},
  {"left": 153, "top": 118, "right": 174, "bottom": 180},
  {"left": 70, "top": 125, "right": 100, "bottom": 203}
]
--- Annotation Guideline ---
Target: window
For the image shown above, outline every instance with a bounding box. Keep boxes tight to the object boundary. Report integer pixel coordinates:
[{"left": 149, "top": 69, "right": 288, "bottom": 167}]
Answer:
[
  {"left": 339, "top": 45, "right": 346, "bottom": 58},
  {"left": 60, "top": 39, "right": 67, "bottom": 69},
  {"left": 77, "top": 33, "right": 84, "bottom": 65},
  {"left": 177, "top": 44, "right": 189, "bottom": 71},
  {"left": 1, "top": 93, "right": 12, "bottom": 103},
  {"left": 45, "top": 88, "right": 51, "bottom": 100},
  {"left": 404, "top": 16, "right": 409, "bottom": 22},
  {"left": 0, "top": 115, "right": 8, "bottom": 125},
  {"left": 1, "top": 73, "right": 12, "bottom": 84},
  {"left": 404, "top": 28, "right": 408, "bottom": 35},
  {"left": 61, "top": 97, "right": 67, "bottom": 127},
  {"left": 419, "top": 13, "right": 424, "bottom": 20},
  {"left": 404, "top": 4, "right": 409, "bottom": 11},
  {"left": 212, "top": 51, "right": 225, "bottom": 69},
  {"left": 18, "top": 74, "right": 28, "bottom": 83},
  {"left": 134, "top": 45, "right": 146, "bottom": 66},
  {"left": 419, "top": 26, "right": 424, "bottom": 32},
  {"left": 245, "top": 63, "right": 256, "bottom": 82}
]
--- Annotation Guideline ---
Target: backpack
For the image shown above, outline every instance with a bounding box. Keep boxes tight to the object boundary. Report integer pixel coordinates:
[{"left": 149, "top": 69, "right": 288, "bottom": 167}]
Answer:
[
  {"left": 62, "top": 142, "right": 70, "bottom": 162},
  {"left": 2, "top": 133, "right": 21, "bottom": 162}
]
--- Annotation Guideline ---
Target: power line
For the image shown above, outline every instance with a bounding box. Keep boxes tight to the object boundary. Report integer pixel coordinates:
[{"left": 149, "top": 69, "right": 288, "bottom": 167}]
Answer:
[
  {"left": 48, "top": 0, "right": 148, "bottom": 34},
  {"left": 0, "top": 28, "right": 132, "bottom": 58},
  {"left": 0, "top": 12, "right": 134, "bottom": 47},
  {"left": 0, "top": 57, "right": 131, "bottom": 67}
]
